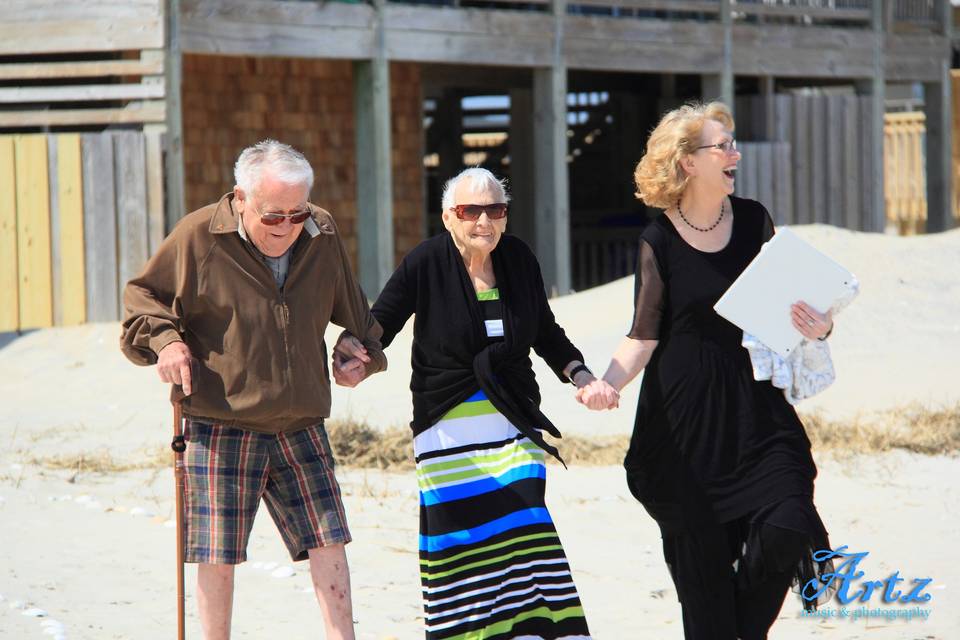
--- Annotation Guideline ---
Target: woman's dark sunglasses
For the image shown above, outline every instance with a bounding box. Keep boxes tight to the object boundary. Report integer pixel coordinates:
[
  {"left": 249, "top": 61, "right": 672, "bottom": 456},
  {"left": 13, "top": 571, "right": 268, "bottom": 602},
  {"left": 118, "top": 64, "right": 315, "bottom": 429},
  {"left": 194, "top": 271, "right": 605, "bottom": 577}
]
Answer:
[
  {"left": 259, "top": 209, "right": 312, "bottom": 226},
  {"left": 451, "top": 203, "right": 508, "bottom": 221}
]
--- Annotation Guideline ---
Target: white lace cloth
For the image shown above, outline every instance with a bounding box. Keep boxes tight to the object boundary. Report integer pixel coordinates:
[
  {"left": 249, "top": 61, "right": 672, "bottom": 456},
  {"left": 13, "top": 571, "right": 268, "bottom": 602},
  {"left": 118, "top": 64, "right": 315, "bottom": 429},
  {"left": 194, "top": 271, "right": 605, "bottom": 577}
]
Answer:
[{"left": 743, "top": 277, "right": 859, "bottom": 405}]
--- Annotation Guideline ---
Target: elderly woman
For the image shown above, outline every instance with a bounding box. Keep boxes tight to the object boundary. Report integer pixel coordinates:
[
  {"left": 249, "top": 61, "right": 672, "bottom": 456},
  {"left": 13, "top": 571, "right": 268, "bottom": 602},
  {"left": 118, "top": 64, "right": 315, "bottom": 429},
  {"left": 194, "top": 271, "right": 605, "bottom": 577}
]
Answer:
[
  {"left": 340, "top": 167, "right": 596, "bottom": 639},
  {"left": 580, "top": 103, "right": 835, "bottom": 640}
]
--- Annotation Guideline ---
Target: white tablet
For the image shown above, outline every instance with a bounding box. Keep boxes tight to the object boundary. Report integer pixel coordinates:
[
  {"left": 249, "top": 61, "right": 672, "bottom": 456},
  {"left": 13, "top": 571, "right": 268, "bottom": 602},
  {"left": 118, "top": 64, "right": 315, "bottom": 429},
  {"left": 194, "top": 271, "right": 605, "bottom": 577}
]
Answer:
[{"left": 713, "top": 227, "right": 855, "bottom": 358}]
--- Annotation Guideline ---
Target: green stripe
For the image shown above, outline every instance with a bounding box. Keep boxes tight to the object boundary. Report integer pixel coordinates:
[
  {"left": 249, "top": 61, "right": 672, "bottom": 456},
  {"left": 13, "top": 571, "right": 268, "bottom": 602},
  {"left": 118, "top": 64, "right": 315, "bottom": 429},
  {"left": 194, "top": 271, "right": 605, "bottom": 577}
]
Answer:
[
  {"left": 421, "top": 544, "right": 564, "bottom": 580},
  {"left": 438, "top": 605, "right": 585, "bottom": 640},
  {"left": 418, "top": 449, "right": 545, "bottom": 489},
  {"left": 440, "top": 399, "right": 498, "bottom": 421},
  {"left": 420, "top": 532, "right": 559, "bottom": 569},
  {"left": 418, "top": 440, "right": 542, "bottom": 476},
  {"left": 476, "top": 288, "right": 500, "bottom": 301}
]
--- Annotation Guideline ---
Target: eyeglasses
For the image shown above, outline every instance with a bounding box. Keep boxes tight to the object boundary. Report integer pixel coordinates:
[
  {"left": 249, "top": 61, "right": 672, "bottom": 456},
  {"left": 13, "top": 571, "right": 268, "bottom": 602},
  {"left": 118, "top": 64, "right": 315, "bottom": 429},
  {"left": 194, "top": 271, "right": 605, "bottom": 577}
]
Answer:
[
  {"left": 695, "top": 139, "right": 737, "bottom": 154},
  {"left": 256, "top": 207, "right": 312, "bottom": 226},
  {"left": 451, "top": 203, "right": 508, "bottom": 221}
]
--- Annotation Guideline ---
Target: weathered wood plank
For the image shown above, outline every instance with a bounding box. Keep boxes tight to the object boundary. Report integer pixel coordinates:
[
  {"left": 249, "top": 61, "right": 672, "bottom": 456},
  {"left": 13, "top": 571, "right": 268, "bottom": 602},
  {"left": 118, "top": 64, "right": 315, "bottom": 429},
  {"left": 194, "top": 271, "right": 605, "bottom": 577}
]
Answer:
[
  {"left": 739, "top": 144, "right": 758, "bottom": 200},
  {"left": 731, "top": 24, "right": 874, "bottom": 78},
  {"left": 113, "top": 131, "right": 150, "bottom": 308},
  {"left": 181, "top": 15, "right": 373, "bottom": 59},
  {"left": 773, "top": 141, "right": 794, "bottom": 225},
  {"left": 793, "top": 94, "right": 811, "bottom": 224},
  {"left": 810, "top": 94, "right": 828, "bottom": 224},
  {"left": 736, "top": 3, "right": 870, "bottom": 21},
  {"left": 14, "top": 135, "right": 53, "bottom": 329},
  {"left": 0, "top": 83, "right": 165, "bottom": 104},
  {"left": 81, "top": 133, "right": 119, "bottom": 323},
  {"left": 0, "top": 19, "right": 163, "bottom": 55},
  {"left": 826, "top": 95, "right": 845, "bottom": 226},
  {"left": 0, "top": 138, "right": 18, "bottom": 332},
  {"left": 144, "top": 128, "right": 166, "bottom": 257},
  {"left": 860, "top": 95, "right": 875, "bottom": 232},
  {"left": 57, "top": 134, "right": 87, "bottom": 326},
  {"left": 757, "top": 142, "right": 774, "bottom": 211},
  {"left": 570, "top": 0, "right": 717, "bottom": 11},
  {"left": 48, "top": 136, "right": 62, "bottom": 326},
  {"left": 843, "top": 95, "right": 861, "bottom": 231},
  {"left": 0, "top": 103, "right": 166, "bottom": 128},
  {"left": 0, "top": 58, "right": 164, "bottom": 81},
  {"left": 4, "top": 0, "right": 161, "bottom": 20}
]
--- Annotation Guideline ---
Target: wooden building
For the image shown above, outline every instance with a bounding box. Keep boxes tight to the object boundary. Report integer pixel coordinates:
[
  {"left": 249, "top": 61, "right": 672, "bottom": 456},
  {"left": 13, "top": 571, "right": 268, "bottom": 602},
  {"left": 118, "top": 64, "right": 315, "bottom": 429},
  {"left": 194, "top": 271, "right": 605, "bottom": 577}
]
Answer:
[{"left": 0, "top": 0, "right": 954, "bottom": 332}]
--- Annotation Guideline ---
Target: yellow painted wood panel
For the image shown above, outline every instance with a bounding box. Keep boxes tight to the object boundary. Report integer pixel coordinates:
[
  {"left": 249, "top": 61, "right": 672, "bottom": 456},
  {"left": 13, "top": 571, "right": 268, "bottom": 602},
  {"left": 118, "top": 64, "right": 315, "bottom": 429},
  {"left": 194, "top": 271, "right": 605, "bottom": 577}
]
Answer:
[
  {"left": 0, "top": 137, "right": 17, "bottom": 332},
  {"left": 14, "top": 134, "right": 53, "bottom": 328},
  {"left": 57, "top": 133, "right": 86, "bottom": 325}
]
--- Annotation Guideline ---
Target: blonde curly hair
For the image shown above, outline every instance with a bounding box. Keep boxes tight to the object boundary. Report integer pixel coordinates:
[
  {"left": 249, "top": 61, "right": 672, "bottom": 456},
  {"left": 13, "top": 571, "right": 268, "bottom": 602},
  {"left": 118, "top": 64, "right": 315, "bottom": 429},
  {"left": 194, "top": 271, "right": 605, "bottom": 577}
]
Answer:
[{"left": 633, "top": 102, "right": 735, "bottom": 209}]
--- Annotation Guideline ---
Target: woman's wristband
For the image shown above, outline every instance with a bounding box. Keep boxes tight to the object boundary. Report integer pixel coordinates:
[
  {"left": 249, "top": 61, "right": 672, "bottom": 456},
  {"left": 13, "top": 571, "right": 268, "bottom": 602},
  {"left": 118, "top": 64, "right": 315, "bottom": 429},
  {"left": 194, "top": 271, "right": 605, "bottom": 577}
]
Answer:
[{"left": 568, "top": 363, "right": 593, "bottom": 384}]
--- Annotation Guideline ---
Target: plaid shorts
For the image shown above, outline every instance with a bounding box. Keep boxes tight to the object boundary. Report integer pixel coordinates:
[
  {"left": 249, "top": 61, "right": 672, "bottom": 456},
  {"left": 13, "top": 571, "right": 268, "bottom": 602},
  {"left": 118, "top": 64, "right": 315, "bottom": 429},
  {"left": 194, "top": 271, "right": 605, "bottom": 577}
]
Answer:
[{"left": 183, "top": 419, "right": 351, "bottom": 564}]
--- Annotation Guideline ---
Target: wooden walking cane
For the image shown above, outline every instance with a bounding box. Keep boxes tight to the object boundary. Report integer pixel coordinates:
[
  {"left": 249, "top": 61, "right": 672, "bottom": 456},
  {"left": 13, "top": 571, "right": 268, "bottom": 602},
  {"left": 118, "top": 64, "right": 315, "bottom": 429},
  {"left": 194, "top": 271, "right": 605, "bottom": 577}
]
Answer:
[{"left": 171, "top": 399, "right": 187, "bottom": 640}]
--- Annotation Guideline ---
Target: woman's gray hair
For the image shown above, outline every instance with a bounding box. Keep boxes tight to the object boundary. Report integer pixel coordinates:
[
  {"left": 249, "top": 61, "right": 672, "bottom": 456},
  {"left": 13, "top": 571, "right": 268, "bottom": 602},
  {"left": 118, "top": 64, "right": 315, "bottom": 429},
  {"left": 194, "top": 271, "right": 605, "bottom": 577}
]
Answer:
[
  {"left": 233, "top": 139, "right": 314, "bottom": 195},
  {"left": 441, "top": 167, "right": 510, "bottom": 211}
]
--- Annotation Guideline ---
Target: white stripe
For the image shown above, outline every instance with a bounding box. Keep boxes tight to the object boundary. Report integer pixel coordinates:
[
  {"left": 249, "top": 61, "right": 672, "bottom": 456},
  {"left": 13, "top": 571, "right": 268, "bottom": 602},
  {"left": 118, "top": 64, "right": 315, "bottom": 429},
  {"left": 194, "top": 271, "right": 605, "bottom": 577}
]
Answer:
[
  {"left": 417, "top": 435, "right": 533, "bottom": 473},
  {"left": 423, "top": 558, "right": 569, "bottom": 595},
  {"left": 426, "top": 571, "right": 574, "bottom": 607},
  {"left": 418, "top": 446, "right": 544, "bottom": 489},
  {"left": 425, "top": 581, "right": 579, "bottom": 619},
  {"left": 414, "top": 410, "right": 520, "bottom": 456},
  {"left": 425, "top": 591, "right": 582, "bottom": 632}
]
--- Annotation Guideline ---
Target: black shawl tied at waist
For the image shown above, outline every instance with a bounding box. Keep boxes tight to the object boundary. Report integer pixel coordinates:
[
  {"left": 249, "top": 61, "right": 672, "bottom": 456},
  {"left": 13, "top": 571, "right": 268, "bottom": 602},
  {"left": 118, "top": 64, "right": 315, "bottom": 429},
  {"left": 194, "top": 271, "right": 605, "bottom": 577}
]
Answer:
[{"left": 371, "top": 233, "right": 584, "bottom": 463}]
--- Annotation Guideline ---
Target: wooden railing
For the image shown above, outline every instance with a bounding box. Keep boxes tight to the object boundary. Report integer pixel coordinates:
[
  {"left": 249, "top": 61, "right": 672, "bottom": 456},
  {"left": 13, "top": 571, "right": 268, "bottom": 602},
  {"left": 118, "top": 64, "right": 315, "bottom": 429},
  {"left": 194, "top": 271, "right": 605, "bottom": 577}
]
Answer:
[
  {"left": 570, "top": 222, "right": 643, "bottom": 291},
  {"left": 893, "top": 0, "right": 939, "bottom": 26},
  {"left": 0, "top": 0, "right": 166, "bottom": 129},
  {"left": 883, "top": 111, "right": 927, "bottom": 234}
]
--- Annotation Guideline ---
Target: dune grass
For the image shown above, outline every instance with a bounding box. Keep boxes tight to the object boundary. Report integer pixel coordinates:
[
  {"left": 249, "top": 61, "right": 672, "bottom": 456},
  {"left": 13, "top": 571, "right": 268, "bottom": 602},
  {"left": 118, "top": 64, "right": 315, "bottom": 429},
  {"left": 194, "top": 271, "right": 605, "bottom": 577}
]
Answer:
[{"left": 21, "top": 403, "right": 960, "bottom": 473}]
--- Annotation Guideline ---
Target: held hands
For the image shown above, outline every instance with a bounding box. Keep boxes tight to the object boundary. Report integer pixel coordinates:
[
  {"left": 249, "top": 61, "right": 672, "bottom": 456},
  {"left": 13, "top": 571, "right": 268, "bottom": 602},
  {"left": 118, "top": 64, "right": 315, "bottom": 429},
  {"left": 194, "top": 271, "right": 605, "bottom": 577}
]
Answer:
[
  {"left": 157, "top": 341, "right": 195, "bottom": 396},
  {"left": 790, "top": 301, "right": 834, "bottom": 341},
  {"left": 332, "top": 332, "right": 371, "bottom": 388},
  {"left": 575, "top": 377, "right": 620, "bottom": 411}
]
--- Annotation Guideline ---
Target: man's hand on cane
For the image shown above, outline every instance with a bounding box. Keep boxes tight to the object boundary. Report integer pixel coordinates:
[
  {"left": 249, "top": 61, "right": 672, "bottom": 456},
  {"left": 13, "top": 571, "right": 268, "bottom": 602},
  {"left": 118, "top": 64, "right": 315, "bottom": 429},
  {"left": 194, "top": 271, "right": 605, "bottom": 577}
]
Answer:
[{"left": 158, "top": 341, "right": 195, "bottom": 396}]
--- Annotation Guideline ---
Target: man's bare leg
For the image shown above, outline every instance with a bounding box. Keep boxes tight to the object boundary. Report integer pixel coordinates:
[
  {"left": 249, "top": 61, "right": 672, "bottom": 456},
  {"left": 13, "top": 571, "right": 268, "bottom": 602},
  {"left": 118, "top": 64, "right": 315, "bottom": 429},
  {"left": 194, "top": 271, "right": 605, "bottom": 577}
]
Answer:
[
  {"left": 197, "top": 563, "right": 235, "bottom": 640},
  {"left": 308, "top": 545, "right": 355, "bottom": 640}
]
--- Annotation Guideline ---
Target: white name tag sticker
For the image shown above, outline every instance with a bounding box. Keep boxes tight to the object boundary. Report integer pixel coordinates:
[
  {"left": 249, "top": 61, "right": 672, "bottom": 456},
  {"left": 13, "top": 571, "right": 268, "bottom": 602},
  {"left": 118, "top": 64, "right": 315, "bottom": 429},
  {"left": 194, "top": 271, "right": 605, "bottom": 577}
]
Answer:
[{"left": 484, "top": 319, "right": 504, "bottom": 338}]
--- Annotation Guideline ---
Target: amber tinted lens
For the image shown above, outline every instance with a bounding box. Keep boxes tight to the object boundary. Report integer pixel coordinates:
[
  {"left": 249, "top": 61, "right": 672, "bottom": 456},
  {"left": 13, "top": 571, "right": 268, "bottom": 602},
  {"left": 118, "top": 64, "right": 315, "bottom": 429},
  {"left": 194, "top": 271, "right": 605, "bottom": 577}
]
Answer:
[
  {"left": 456, "top": 204, "right": 508, "bottom": 221},
  {"left": 260, "top": 210, "right": 311, "bottom": 226}
]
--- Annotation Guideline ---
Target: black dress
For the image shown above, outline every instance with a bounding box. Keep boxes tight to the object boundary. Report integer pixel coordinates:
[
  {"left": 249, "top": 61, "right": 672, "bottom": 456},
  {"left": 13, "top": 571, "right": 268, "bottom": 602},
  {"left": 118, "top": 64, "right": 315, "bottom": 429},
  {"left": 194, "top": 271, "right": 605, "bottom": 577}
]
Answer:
[{"left": 624, "top": 196, "right": 831, "bottom": 638}]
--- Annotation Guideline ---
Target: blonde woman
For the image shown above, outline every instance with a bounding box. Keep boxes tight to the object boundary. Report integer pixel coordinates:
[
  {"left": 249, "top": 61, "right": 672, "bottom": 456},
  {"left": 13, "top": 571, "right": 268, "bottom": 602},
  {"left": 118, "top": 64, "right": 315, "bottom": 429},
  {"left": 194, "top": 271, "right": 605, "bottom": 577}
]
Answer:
[{"left": 580, "top": 103, "right": 835, "bottom": 639}]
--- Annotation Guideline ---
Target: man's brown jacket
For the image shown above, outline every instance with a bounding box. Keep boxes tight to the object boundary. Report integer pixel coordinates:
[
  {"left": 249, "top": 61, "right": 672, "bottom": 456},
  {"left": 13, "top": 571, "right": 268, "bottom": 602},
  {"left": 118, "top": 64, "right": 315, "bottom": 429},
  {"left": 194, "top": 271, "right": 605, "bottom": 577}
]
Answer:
[{"left": 120, "top": 194, "right": 386, "bottom": 434}]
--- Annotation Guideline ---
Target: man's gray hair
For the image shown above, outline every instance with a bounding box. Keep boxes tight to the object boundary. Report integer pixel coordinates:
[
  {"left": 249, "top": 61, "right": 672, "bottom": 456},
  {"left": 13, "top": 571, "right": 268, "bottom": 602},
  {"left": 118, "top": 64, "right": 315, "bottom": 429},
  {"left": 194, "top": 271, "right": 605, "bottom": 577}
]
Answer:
[
  {"left": 234, "top": 139, "right": 314, "bottom": 195},
  {"left": 441, "top": 167, "right": 510, "bottom": 211}
]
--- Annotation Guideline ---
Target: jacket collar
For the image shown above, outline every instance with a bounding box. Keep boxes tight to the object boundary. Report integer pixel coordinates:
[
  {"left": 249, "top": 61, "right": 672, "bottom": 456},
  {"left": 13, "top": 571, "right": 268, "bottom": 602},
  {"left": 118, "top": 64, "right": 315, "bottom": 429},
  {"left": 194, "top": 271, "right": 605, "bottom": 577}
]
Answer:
[{"left": 210, "top": 192, "right": 328, "bottom": 238}]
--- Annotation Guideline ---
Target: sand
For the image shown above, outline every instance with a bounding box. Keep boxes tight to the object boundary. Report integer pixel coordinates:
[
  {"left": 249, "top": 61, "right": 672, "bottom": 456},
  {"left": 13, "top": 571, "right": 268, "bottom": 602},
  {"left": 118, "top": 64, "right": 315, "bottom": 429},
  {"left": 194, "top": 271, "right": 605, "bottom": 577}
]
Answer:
[{"left": 1, "top": 224, "right": 959, "bottom": 638}]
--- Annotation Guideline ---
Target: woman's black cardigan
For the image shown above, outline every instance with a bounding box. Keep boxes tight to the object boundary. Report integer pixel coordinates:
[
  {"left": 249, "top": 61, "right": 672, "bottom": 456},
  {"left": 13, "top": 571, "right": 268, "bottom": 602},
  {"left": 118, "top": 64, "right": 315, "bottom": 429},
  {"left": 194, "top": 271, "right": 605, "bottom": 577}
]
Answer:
[{"left": 371, "top": 233, "right": 584, "bottom": 462}]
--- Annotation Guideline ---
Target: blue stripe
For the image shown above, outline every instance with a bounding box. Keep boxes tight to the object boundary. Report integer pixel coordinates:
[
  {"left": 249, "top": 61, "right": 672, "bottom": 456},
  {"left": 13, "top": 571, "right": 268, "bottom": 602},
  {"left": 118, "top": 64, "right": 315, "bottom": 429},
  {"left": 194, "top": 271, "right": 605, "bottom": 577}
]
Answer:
[
  {"left": 464, "top": 389, "right": 487, "bottom": 403},
  {"left": 419, "top": 507, "right": 552, "bottom": 552},
  {"left": 420, "top": 463, "right": 545, "bottom": 507}
]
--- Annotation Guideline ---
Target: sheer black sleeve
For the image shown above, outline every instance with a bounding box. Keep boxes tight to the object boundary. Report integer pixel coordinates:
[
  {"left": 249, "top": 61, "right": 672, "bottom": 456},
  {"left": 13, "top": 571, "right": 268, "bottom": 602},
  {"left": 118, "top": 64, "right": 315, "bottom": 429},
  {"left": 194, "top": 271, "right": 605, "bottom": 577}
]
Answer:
[
  {"left": 627, "top": 239, "right": 665, "bottom": 340},
  {"left": 760, "top": 203, "right": 776, "bottom": 242}
]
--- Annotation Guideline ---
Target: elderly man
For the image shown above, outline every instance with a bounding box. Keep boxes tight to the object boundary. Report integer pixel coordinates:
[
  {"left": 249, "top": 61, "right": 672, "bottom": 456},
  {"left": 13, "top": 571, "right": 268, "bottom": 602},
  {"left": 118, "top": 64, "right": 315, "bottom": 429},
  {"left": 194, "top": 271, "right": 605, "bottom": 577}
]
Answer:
[{"left": 120, "top": 140, "right": 385, "bottom": 640}]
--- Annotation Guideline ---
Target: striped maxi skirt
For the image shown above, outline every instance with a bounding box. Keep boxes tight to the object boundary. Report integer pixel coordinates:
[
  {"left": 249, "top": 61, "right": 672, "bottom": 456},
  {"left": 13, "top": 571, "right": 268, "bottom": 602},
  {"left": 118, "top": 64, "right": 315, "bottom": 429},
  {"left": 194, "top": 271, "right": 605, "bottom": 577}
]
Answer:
[{"left": 414, "top": 390, "right": 591, "bottom": 640}]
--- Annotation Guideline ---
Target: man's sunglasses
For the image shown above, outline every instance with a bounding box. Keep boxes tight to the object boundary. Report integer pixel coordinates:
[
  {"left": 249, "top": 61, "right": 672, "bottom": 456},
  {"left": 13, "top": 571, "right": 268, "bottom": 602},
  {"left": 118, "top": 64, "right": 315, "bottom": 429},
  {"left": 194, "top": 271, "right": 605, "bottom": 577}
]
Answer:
[
  {"left": 451, "top": 203, "right": 508, "bottom": 221},
  {"left": 258, "top": 208, "right": 312, "bottom": 226}
]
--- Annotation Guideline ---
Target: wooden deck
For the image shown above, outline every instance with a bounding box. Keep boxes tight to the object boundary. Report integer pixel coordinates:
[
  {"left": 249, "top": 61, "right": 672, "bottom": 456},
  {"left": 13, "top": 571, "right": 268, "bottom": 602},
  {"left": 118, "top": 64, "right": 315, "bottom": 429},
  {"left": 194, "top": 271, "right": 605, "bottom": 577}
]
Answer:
[{"left": 178, "top": 0, "right": 948, "bottom": 81}]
